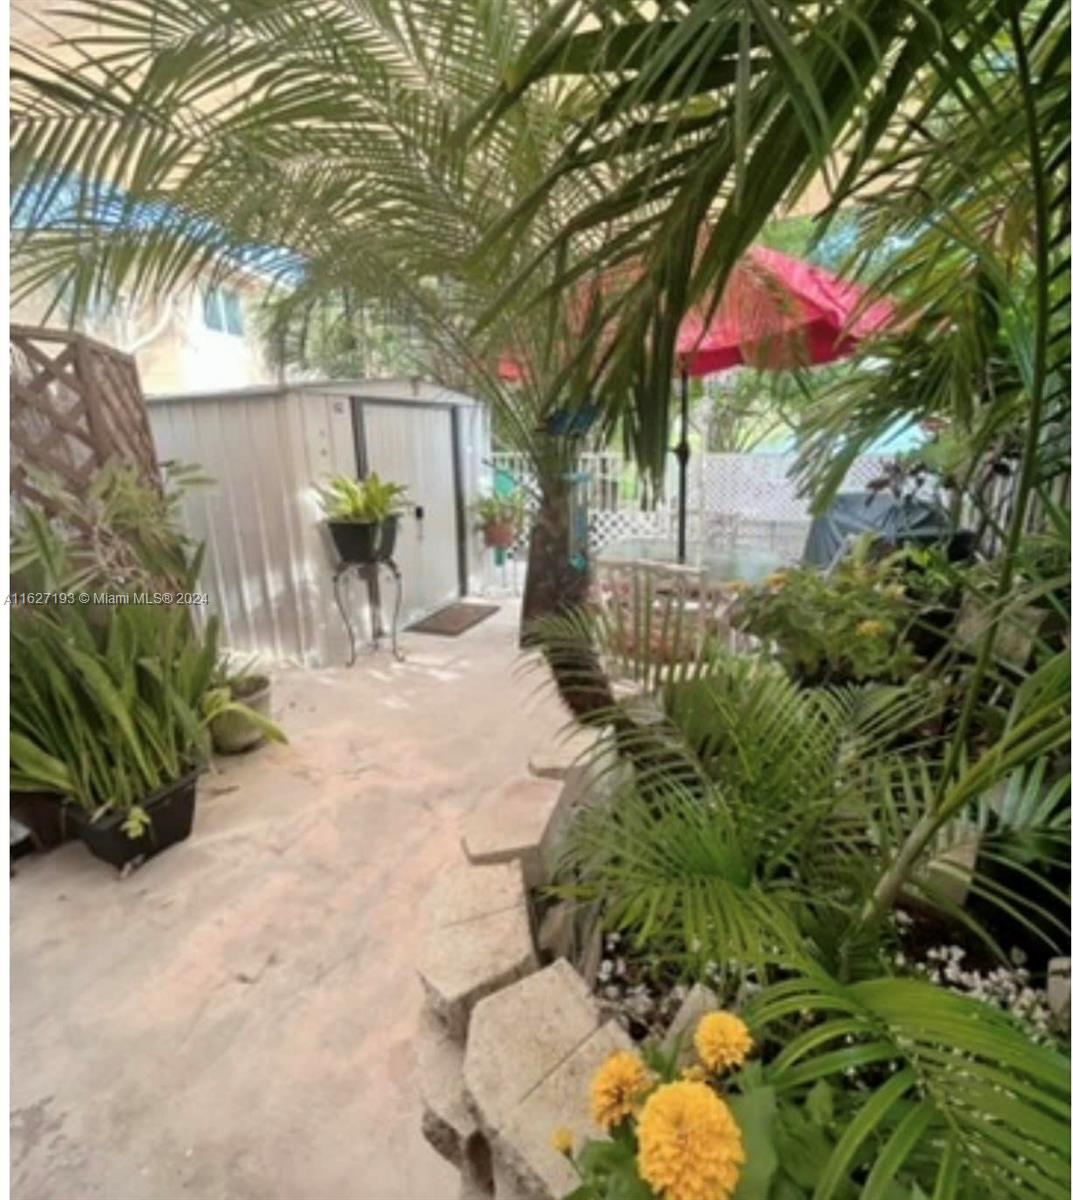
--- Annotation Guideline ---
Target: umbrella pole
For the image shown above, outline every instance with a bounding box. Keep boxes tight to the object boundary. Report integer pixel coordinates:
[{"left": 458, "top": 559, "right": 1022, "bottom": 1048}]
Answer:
[{"left": 675, "top": 369, "right": 689, "bottom": 564}]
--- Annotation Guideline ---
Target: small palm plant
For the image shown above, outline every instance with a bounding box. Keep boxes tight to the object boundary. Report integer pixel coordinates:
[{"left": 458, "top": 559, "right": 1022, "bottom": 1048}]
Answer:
[{"left": 532, "top": 600, "right": 1070, "bottom": 977}]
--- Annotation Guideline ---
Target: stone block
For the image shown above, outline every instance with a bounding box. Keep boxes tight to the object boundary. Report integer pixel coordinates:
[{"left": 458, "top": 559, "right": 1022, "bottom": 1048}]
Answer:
[
  {"left": 417, "top": 1002, "right": 479, "bottom": 1167},
  {"left": 528, "top": 730, "right": 599, "bottom": 780},
  {"left": 465, "top": 960, "right": 600, "bottom": 1121},
  {"left": 456, "top": 1133, "right": 495, "bottom": 1199},
  {"left": 462, "top": 778, "right": 561, "bottom": 888},
  {"left": 419, "top": 860, "right": 537, "bottom": 1041},
  {"left": 427, "top": 859, "right": 529, "bottom": 928},
  {"left": 420, "top": 906, "right": 537, "bottom": 1043},
  {"left": 536, "top": 902, "right": 574, "bottom": 959},
  {"left": 956, "top": 598, "right": 1047, "bottom": 669},
  {"left": 577, "top": 910, "right": 603, "bottom": 990},
  {"left": 458, "top": 1171, "right": 494, "bottom": 1200},
  {"left": 1048, "top": 956, "right": 1071, "bottom": 1023},
  {"left": 490, "top": 1153, "right": 534, "bottom": 1200},
  {"left": 537, "top": 751, "right": 627, "bottom": 885},
  {"left": 495, "top": 1021, "right": 634, "bottom": 1200},
  {"left": 661, "top": 982, "right": 720, "bottom": 1064},
  {"left": 918, "top": 833, "right": 978, "bottom": 909}
]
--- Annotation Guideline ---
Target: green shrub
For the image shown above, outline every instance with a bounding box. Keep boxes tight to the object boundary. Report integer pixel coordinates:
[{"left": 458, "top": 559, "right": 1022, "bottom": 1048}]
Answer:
[{"left": 736, "top": 544, "right": 960, "bottom": 685}]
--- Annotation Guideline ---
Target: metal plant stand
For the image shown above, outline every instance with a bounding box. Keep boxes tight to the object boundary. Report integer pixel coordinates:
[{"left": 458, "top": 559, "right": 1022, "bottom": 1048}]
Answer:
[{"left": 332, "top": 558, "right": 404, "bottom": 666}]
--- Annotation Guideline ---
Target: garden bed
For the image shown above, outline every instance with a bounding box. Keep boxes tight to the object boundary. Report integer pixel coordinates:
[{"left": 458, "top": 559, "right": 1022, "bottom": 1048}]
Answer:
[{"left": 418, "top": 742, "right": 1071, "bottom": 1200}]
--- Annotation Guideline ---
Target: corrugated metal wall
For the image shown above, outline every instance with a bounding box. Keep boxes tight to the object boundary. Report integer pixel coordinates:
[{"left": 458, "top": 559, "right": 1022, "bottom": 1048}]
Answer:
[
  {"left": 147, "top": 383, "right": 487, "bottom": 667},
  {"left": 359, "top": 402, "right": 460, "bottom": 617}
]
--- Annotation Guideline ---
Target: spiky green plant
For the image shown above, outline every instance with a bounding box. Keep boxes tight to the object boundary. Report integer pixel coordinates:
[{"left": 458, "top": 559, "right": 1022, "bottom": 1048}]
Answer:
[
  {"left": 314, "top": 472, "right": 410, "bottom": 524},
  {"left": 10, "top": 602, "right": 286, "bottom": 835}
]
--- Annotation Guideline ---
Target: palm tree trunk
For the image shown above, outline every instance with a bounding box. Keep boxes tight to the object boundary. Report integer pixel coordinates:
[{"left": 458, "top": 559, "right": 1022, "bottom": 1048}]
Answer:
[{"left": 521, "top": 476, "right": 614, "bottom": 720}]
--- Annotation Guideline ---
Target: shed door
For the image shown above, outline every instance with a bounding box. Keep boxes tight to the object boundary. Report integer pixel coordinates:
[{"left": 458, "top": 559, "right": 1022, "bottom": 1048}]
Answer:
[{"left": 356, "top": 400, "right": 461, "bottom": 622}]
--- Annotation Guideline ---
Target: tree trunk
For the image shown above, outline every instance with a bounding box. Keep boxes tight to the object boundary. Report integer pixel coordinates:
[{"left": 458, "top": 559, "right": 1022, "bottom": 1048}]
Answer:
[{"left": 521, "top": 478, "right": 614, "bottom": 721}]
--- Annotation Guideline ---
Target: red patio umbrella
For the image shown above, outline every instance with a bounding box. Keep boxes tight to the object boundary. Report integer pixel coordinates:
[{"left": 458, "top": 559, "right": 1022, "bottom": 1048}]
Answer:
[
  {"left": 676, "top": 245, "right": 893, "bottom": 374},
  {"left": 498, "top": 245, "right": 892, "bottom": 381},
  {"left": 497, "top": 245, "right": 895, "bottom": 561},
  {"left": 669, "top": 246, "right": 894, "bottom": 559}
]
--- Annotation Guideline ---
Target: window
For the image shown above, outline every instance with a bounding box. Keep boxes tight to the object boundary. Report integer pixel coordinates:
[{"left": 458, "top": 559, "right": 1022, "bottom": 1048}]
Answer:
[{"left": 202, "top": 287, "right": 245, "bottom": 336}]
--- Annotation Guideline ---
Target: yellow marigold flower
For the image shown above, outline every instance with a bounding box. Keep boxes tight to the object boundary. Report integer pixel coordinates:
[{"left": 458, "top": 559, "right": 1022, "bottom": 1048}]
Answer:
[
  {"left": 694, "top": 1011, "right": 754, "bottom": 1074},
  {"left": 551, "top": 1127, "right": 575, "bottom": 1156},
  {"left": 590, "top": 1050, "right": 651, "bottom": 1130},
  {"left": 637, "top": 1081, "right": 745, "bottom": 1200},
  {"left": 855, "top": 619, "right": 887, "bottom": 638}
]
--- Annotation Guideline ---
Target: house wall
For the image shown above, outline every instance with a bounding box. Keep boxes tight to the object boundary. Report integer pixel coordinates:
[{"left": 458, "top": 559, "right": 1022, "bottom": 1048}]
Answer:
[{"left": 10, "top": 280, "right": 278, "bottom": 396}]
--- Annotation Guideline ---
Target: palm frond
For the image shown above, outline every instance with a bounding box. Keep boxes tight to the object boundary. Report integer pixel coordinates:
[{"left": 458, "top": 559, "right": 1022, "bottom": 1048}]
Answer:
[{"left": 750, "top": 968, "right": 1071, "bottom": 1199}]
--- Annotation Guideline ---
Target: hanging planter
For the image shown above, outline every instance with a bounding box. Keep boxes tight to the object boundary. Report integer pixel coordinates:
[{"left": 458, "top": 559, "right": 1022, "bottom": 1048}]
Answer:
[
  {"left": 473, "top": 492, "right": 525, "bottom": 552},
  {"left": 482, "top": 520, "right": 516, "bottom": 550}
]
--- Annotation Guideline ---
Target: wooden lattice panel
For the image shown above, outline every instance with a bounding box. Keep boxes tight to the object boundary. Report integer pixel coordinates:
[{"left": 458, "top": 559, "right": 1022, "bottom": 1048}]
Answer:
[{"left": 10, "top": 325, "right": 160, "bottom": 504}]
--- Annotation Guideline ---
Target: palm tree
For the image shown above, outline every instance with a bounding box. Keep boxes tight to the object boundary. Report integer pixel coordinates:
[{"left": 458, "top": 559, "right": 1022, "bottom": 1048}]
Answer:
[
  {"left": 476, "top": 0, "right": 1070, "bottom": 751},
  {"left": 10, "top": 0, "right": 640, "bottom": 710},
  {"left": 477, "top": 0, "right": 1067, "bottom": 455}
]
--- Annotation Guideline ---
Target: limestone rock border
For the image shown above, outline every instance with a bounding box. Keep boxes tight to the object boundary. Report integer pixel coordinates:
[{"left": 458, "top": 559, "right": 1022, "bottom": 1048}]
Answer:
[{"left": 416, "top": 756, "right": 643, "bottom": 1200}]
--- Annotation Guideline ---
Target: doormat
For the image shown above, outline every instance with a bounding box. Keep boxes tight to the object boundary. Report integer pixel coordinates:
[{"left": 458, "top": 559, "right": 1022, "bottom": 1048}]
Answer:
[{"left": 407, "top": 603, "right": 500, "bottom": 637}]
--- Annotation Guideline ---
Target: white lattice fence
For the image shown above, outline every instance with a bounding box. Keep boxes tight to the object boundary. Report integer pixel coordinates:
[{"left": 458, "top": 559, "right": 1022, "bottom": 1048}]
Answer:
[
  {"left": 698, "top": 453, "right": 890, "bottom": 520},
  {"left": 480, "top": 450, "right": 894, "bottom": 591},
  {"left": 590, "top": 507, "right": 672, "bottom": 550}
]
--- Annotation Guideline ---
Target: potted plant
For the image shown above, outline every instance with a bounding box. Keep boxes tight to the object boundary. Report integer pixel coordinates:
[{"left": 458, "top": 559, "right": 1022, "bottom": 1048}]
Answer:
[
  {"left": 207, "top": 656, "right": 277, "bottom": 754},
  {"left": 10, "top": 603, "right": 285, "bottom": 870},
  {"left": 9, "top": 789, "right": 70, "bottom": 851},
  {"left": 316, "top": 472, "right": 410, "bottom": 564},
  {"left": 10, "top": 468, "right": 286, "bottom": 868},
  {"left": 472, "top": 491, "right": 526, "bottom": 549}
]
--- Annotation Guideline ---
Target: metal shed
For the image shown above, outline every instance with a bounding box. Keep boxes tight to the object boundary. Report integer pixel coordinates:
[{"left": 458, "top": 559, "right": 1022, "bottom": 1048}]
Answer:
[{"left": 147, "top": 379, "right": 491, "bottom": 667}]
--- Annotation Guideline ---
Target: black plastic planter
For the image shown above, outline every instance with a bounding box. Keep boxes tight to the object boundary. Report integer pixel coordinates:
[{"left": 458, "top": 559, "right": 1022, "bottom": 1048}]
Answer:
[
  {"left": 328, "top": 516, "right": 398, "bottom": 565},
  {"left": 68, "top": 769, "right": 201, "bottom": 870},
  {"left": 9, "top": 791, "right": 71, "bottom": 851}
]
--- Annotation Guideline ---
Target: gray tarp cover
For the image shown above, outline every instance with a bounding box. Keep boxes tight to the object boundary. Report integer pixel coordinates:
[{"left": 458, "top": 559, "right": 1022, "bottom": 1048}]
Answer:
[{"left": 803, "top": 492, "right": 952, "bottom": 567}]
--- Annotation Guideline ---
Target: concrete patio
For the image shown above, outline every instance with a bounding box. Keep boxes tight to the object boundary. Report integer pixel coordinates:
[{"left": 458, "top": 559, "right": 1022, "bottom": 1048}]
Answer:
[{"left": 10, "top": 602, "right": 569, "bottom": 1200}]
